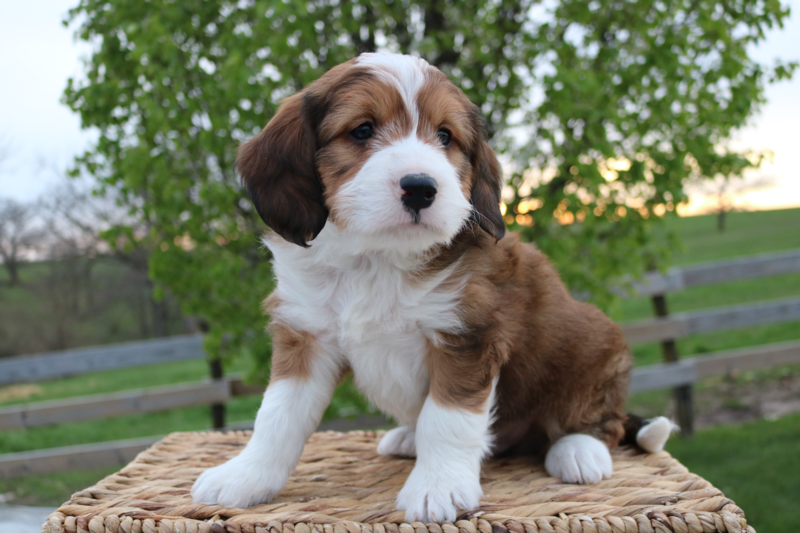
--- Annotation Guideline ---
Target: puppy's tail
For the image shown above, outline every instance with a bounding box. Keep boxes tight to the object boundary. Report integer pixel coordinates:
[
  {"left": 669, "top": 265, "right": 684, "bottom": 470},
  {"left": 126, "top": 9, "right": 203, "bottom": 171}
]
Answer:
[{"left": 621, "top": 414, "right": 678, "bottom": 453}]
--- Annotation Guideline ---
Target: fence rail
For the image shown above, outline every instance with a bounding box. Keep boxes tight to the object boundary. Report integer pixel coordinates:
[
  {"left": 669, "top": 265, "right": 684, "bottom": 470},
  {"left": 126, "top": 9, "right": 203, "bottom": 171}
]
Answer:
[
  {"left": 0, "top": 436, "right": 163, "bottom": 478},
  {"left": 0, "top": 380, "right": 231, "bottom": 430},
  {"left": 628, "top": 339, "right": 800, "bottom": 392},
  {"left": 3, "top": 339, "right": 796, "bottom": 431},
  {"left": 622, "top": 248, "right": 800, "bottom": 435},
  {"left": 628, "top": 249, "right": 800, "bottom": 297},
  {"left": 0, "top": 335, "right": 205, "bottom": 386},
  {"left": 621, "top": 297, "right": 800, "bottom": 344}
]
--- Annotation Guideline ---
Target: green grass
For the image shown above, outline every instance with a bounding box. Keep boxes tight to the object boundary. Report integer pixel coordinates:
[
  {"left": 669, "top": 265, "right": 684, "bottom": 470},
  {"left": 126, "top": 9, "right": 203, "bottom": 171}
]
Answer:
[
  {"left": 664, "top": 208, "right": 800, "bottom": 265},
  {"left": 667, "top": 413, "right": 800, "bottom": 532},
  {"left": 0, "top": 207, "right": 798, "bottom": 510},
  {"left": 0, "top": 467, "right": 120, "bottom": 507},
  {"left": 0, "top": 359, "right": 212, "bottom": 408},
  {"left": 622, "top": 209, "right": 800, "bottom": 529}
]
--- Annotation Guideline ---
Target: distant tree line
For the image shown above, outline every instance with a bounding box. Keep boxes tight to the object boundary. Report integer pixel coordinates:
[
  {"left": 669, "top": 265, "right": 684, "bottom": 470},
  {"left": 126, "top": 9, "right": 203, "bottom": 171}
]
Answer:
[{"left": 0, "top": 178, "right": 188, "bottom": 358}]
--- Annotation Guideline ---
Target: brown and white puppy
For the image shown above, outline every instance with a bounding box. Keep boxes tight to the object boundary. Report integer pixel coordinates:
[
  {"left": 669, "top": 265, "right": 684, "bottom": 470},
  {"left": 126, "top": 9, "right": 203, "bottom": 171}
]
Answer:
[{"left": 191, "top": 52, "right": 673, "bottom": 522}]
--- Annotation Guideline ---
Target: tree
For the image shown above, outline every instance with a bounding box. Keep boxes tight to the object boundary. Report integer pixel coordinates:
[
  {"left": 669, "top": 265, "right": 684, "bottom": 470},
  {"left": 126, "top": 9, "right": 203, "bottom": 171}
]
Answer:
[
  {"left": 64, "top": 0, "right": 795, "bottom": 371},
  {"left": 0, "top": 199, "right": 43, "bottom": 286},
  {"left": 63, "top": 0, "right": 539, "bottom": 372},
  {"left": 695, "top": 173, "right": 776, "bottom": 232},
  {"left": 501, "top": 1, "right": 795, "bottom": 302},
  {"left": 38, "top": 171, "right": 183, "bottom": 337}
]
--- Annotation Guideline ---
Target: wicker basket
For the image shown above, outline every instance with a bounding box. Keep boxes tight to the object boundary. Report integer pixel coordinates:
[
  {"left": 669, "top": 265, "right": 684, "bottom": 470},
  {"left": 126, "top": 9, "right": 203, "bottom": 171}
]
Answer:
[{"left": 42, "top": 430, "right": 753, "bottom": 533}]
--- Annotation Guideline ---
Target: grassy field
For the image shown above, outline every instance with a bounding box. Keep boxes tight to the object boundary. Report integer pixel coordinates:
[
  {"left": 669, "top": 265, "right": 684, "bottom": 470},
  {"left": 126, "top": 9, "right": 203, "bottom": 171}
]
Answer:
[
  {"left": 669, "top": 413, "right": 800, "bottom": 532},
  {"left": 0, "top": 257, "right": 185, "bottom": 358},
  {"left": 1, "top": 207, "right": 799, "bottom": 523}
]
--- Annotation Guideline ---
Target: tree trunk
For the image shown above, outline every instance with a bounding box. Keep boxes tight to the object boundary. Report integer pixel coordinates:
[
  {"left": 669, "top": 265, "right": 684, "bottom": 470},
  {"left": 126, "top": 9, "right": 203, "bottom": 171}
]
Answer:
[
  {"left": 150, "top": 293, "right": 169, "bottom": 337},
  {"left": 83, "top": 257, "right": 96, "bottom": 309},
  {"left": 135, "top": 289, "right": 150, "bottom": 338},
  {"left": 5, "top": 259, "right": 19, "bottom": 285},
  {"left": 717, "top": 209, "right": 726, "bottom": 233}
]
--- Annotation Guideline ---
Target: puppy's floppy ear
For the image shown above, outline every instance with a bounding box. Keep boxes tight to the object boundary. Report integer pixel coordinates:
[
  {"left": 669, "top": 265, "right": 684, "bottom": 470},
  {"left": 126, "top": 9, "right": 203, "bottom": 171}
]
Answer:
[
  {"left": 237, "top": 92, "right": 328, "bottom": 247},
  {"left": 469, "top": 111, "right": 506, "bottom": 241}
]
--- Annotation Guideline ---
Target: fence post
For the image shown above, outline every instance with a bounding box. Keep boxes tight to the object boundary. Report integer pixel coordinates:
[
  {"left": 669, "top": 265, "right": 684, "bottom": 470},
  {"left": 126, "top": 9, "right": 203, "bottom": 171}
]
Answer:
[
  {"left": 651, "top": 294, "right": 694, "bottom": 436},
  {"left": 209, "top": 358, "right": 226, "bottom": 429},
  {"left": 198, "top": 320, "right": 226, "bottom": 430}
]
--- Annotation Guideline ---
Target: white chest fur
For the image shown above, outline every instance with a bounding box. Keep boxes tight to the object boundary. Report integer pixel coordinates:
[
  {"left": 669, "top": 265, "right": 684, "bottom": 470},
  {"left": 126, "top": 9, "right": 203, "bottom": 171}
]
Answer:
[{"left": 265, "top": 226, "right": 464, "bottom": 423}]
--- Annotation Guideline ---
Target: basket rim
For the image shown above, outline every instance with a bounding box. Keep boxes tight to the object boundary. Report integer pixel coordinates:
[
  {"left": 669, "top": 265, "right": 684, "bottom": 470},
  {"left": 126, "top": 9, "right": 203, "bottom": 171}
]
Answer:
[{"left": 41, "top": 430, "right": 754, "bottom": 533}]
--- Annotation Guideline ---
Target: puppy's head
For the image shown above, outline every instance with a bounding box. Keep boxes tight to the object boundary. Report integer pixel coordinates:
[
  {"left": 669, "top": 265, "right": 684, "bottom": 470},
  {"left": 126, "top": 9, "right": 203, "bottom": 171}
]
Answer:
[{"left": 237, "top": 53, "right": 505, "bottom": 250}]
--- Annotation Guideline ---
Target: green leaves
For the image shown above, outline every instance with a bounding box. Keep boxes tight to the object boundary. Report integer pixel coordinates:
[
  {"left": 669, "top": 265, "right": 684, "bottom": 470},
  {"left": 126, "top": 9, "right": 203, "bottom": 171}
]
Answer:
[
  {"left": 64, "top": 0, "right": 793, "bottom": 373},
  {"left": 502, "top": 0, "right": 792, "bottom": 306}
]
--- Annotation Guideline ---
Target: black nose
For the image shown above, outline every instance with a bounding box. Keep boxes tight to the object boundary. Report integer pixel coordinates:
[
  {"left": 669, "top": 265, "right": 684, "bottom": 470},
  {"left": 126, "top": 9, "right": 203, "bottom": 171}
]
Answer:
[{"left": 400, "top": 174, "right": 437, "bottom": 219}]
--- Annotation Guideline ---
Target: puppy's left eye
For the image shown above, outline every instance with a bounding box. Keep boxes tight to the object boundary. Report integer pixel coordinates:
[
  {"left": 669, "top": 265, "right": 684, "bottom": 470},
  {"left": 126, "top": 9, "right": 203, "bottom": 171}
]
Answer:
[{"left": 437, "top": 128, "right": 452, "bottom": 147}]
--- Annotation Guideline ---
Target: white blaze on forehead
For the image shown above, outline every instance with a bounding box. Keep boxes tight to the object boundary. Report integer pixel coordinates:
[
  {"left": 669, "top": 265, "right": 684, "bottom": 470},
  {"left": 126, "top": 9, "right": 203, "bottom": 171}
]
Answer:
[{"left": 356, "top": 52, "right": 430, "bottom": 128}]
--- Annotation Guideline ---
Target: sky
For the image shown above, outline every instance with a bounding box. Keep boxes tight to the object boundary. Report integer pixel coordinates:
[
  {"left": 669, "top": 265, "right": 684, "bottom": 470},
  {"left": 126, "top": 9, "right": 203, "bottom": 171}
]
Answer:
[
  {"left": 0, "top": 0, "right": 95, "bottom": 199},
  {"left": 1, "top": 1, "right": 798, "bottom": 213}
]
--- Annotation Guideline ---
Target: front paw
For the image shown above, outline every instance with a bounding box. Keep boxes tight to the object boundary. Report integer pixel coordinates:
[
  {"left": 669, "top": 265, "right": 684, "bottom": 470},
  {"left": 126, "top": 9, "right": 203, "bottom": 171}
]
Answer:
[
  {"left": 191, "top": 454, "right": 287, "bottom": 508},
  {"left": 396, "top": 465, "right": 482, "bottom": 523},
  {"left": 377, "top": 426, "right": 416, "bottom": 457},
  {"left": 545, "top": 434, "right": 613, "bottom": 484}
]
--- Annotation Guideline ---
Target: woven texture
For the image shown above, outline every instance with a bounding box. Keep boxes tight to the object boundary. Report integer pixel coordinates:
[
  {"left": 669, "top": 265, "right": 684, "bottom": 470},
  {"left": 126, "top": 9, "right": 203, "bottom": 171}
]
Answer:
[{"left": 43, "top": 430, "right": 753, "bottom": 533}]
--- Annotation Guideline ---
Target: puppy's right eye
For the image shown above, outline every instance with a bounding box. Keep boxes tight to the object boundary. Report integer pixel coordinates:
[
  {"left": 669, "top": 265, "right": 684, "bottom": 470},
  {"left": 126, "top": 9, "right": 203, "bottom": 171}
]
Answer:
[{"left": 351, "top": 123, "right": 374, "bottom": 142}]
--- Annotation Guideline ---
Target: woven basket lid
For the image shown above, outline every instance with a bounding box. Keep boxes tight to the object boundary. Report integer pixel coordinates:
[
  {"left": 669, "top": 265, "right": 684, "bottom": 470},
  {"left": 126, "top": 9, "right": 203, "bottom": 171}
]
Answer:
[{"left": 43, "top": 430, "right": 752, "bottom": 533}]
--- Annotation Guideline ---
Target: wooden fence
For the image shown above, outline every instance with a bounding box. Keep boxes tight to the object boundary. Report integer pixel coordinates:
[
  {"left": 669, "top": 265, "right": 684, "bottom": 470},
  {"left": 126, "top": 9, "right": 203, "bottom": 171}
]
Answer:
[
  {"left": 0, "top": 335, "right": 205, "bottom": 387},
  {"left": 0, "top": 248, "right": 798, "bottom": 477},
  {"left": 621, "top": 248, "right": 800, "bottom": 434}
]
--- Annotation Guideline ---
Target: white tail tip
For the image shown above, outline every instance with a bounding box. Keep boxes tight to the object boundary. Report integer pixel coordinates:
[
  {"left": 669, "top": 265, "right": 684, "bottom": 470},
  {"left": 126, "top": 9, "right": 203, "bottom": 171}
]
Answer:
[{"left": 636, "top": 416, "right": 678, "bottom": 453}]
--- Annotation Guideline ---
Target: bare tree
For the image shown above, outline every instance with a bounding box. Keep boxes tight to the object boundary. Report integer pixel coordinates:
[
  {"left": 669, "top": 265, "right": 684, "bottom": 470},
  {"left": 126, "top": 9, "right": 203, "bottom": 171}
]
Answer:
[
  {"left": 38, "top": 174, "right": 144, "bottom": 259},
  {"left": 39, "top": 175, "right": 174, "bottom": 337},
  {"left": 0, "top": 199, "right": 43, "bottom": 285},
  {"left": 701, "top": 175, "right": 777, "bottom": 232}
]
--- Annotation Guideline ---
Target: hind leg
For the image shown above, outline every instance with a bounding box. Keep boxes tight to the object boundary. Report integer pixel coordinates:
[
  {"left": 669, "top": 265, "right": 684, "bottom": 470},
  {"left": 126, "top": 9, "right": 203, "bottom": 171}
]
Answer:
[
  {"left": 377, "top": 425, "right": 416, "bottom": 457},
  {"left": 544, "top": 433, "right": 613, "bottom": 484},
  {"left": 544, "top": 414, "right": 625, "bottom": 484}
]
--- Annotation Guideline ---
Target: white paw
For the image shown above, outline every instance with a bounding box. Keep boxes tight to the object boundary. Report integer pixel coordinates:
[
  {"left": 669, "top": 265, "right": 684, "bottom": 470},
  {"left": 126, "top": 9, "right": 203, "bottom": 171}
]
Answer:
[
  {"left": 396, "top": 464, "right": 482, "bottom": 523},
  {"left": 377, "top": 426, "right": 417, "bottom": 457},
  {"left": 636, "top": 416, "right": 678, "bottom": 453},
  {"left": 545, "top": 434, "right": 613, "bottom": 484},
  {"left": 191, "top": 453, "right": 288, "bottom": 508}
]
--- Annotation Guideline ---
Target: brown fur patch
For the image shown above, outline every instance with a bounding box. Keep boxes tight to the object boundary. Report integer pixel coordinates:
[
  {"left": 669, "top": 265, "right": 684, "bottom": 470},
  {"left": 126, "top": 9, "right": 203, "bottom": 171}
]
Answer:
[
  {"left": 423, "top": 230, "right": 631, "bottom": 452},
  {"left": 268, "top": 319, "right": 319, "bottom": 381},
  {"left": 468, "top": 136, "right": 506, "bottom": 241},
  {"left": 266, "top": 292, "right": 318, "bottom": 380}
]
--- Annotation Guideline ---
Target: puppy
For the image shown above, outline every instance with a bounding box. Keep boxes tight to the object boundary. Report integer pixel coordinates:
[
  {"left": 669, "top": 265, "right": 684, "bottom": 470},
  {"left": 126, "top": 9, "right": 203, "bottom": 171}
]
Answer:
[{"left": 191, "top": 52, "right": 672, "bottom": 522}]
